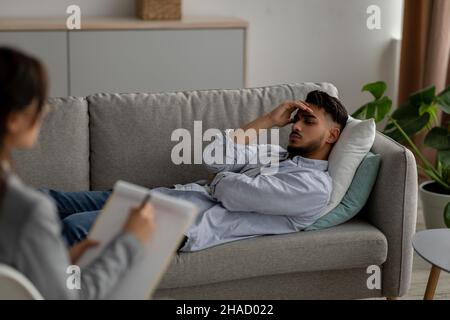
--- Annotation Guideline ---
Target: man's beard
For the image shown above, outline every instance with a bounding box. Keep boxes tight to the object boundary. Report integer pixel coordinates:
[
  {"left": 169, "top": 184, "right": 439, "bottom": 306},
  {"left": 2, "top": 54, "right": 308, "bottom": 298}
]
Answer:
[{"left": 287, "top": 135, "right": 324, "bottom": 158}]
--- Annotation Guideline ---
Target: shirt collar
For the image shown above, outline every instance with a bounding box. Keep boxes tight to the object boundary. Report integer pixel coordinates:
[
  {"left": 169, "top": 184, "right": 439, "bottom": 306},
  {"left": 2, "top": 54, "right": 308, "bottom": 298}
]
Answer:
[{"left": 291, "top": 155, "right": 329, "bottom": 171}]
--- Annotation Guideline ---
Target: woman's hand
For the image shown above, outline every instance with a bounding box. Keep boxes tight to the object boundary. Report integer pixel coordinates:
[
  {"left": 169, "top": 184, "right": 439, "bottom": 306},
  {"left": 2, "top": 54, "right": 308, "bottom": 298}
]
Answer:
[
  {"left": 69, "top": 239, "right": 99, "bottom": 264},
  {"left": 267, "top": 100, "right": 314, "bottom": 127},
  {"left": 123, "top": 202, "right": 155, "bottom": 244}
]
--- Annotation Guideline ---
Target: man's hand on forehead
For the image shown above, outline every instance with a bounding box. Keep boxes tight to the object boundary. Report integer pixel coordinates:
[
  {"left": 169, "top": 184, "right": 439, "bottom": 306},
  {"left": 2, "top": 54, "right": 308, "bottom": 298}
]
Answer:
[
  {"left": 263, "top": 100, "right": 314, "bottom": 128},
  {"left": 235, "top": 99, "right": 319, "bottom": 144},
  {"left": 284, "top": 100, "right": 314, "bottom": 116},
  {"left": 294, "top": 100, "right": 314, "bottom": 114},
  {"left": 288, "top": 101, "right": 315, "bottom": 122}
]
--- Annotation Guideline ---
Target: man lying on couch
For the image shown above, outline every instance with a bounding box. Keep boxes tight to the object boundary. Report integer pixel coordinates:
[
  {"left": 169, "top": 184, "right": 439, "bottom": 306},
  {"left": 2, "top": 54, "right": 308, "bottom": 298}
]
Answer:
[{"left": 44, "top": 90, "right": 348, "bottom": 252}]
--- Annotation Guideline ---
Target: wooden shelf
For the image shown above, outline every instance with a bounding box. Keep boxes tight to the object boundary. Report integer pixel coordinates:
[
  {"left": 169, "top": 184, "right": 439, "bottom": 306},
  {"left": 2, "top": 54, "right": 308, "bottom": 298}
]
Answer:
[{"left": 0, "top": 16, "right": 248, "bottom": 31}]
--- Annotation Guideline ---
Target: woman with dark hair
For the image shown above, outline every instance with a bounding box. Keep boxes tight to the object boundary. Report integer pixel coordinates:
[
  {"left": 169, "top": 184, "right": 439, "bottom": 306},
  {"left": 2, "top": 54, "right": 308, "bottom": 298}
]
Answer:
[{"left": 0, "top": 47, "right": 155, "bottom": 299}]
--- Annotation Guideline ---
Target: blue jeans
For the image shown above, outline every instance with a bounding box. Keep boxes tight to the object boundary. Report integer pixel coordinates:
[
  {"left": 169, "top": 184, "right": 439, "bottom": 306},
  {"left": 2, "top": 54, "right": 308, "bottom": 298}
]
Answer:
[{"left": 42, "top": 189, "right": 112, "bottom": 246}]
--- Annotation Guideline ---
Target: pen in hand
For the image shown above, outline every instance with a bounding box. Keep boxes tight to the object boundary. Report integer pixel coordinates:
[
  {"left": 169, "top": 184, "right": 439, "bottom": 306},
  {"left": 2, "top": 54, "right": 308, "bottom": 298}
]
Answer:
[
  {"left": 124, "top": 193, "right": 155, "bottom": 244},
  {"left": 139, "top": 194, "right": 151, "bottom": 210}
]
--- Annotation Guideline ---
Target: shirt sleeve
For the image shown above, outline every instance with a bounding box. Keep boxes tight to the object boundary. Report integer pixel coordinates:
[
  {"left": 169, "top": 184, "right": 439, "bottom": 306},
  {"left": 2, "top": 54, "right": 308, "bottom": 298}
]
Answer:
[
  {"left": 210, "top": 170, "right": 331, "bottom": 217},
  {"left": 203, "top": 129, "right": 259, "bottom": 174}
]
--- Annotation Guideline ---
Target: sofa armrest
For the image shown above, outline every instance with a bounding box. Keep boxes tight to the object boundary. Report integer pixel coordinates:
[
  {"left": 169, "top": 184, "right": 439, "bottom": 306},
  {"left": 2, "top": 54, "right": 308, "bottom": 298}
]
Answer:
[{"left": 362, "top": 131, "right": 418, "bottom": 297}]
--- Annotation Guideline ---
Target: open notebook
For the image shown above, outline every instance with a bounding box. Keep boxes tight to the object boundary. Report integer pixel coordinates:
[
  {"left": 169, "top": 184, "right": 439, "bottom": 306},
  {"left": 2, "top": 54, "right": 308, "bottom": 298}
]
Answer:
[{"left": 77, "top": 181, "right": 198, "bottom": 299}]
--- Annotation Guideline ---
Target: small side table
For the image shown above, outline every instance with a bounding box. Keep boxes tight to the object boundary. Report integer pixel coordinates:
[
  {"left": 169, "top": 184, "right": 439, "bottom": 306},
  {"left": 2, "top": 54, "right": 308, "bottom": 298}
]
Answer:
[{"left": 412, "top": 229, "right": 450, "bottom": 300}]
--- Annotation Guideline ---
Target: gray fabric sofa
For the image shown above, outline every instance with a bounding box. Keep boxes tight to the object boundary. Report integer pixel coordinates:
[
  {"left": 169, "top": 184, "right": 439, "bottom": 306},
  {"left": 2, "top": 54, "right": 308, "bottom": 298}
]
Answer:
[{"left": 12, "top": 83, "right": 418, "bottom": 299}]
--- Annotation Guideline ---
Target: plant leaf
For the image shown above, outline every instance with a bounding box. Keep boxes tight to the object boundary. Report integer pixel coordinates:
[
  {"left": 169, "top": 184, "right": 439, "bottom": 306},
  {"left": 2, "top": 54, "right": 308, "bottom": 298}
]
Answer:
[
  {"left": 437, "top": 160, "right": 443, "bottom": 176},
  {"left": 438, "top": 150, "right": 450, "bottom": 186},
  {"left": 351, "top": 97, "right": 391, "bottom": 123},
  {"left": 386, "top": 100, "right": 436, "bottom": 134},
  {"left": 409, "top": 86, "right": 436, "bottom": 107},
  {"left": 438, "top": 150, "right": 450, "bottom": 168},
  {"left": 423, "top": 167, "right": 448, "bottom": 189},
  {"left": 373, "top": 96, "right": 392, "bottom": 122},
  {"left": 383, "top": 110, "right": 430, "bottom": 142},
  {"left": 418, "top": 102, "right": 439, "bottom": 129},
  {"left": 390, "top": 103, "right": 419, "bottom": 120},
  {"left": 444, "top": 202, "right": 450, "bottom": 228},
  {"left": 362, "top": 81, "right": 387, "bottom": 100},
  {"left": 442, "top": 165, "right": 450, "bottom": 186},
  {"left": 351, "top": 105, "right": 367, "bottom": 120},
  {"left": 366, "top": 101, "right": 376, "bottom": 119},
  {"left": 437, "top": 85, "right": 450, "bottom": 114},
  {"left": 425, "top": 127, "right": 450, "bottom": 150}
]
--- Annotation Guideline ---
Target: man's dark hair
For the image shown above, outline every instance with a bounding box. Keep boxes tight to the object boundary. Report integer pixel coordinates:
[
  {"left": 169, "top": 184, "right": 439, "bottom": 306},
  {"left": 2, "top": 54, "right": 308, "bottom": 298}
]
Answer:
[{"left": 305, "top": 90, "right": 348, "bottom": 130}]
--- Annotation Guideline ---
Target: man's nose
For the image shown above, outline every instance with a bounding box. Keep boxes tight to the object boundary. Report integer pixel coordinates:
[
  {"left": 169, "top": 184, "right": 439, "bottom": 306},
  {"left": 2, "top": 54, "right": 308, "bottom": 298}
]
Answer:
[{"left": 292, "top": 121, "right": 303, "bottom": 132}]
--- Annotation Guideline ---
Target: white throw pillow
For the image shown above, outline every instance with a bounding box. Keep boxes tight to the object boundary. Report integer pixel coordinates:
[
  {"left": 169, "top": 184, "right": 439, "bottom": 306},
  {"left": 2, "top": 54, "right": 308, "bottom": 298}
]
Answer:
[{"left": 322, "top": 116, "right": 376, "bottom": 216}]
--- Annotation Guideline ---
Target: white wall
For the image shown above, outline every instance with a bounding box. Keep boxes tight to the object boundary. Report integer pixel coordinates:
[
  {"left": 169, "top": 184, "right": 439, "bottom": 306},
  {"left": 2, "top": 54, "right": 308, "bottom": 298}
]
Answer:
[
  {"left": 0, "top": 0, "right": 404, "bottom": 113},
  {"left": 183, "top": 0, "right": 404, "bottom": 113}
]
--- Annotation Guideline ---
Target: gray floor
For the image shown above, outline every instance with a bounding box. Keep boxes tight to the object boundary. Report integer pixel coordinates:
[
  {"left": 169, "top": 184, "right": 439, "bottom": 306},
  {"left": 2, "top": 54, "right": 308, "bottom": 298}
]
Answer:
[{"left": 400, "top": 195, "right": 450, "bottom": 300}]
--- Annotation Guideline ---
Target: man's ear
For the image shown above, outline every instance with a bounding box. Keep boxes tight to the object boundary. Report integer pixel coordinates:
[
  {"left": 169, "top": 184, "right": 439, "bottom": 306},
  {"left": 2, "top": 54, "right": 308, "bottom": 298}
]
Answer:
[{"left": 326, "top": 127, "right": 341, "bottom": 144}]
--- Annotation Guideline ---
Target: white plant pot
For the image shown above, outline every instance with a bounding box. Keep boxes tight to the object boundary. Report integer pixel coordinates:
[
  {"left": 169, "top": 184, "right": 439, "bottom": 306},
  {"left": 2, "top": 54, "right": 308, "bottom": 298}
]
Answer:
[{"left": 419, "top": 181, "right": 450, "bottom": 229}]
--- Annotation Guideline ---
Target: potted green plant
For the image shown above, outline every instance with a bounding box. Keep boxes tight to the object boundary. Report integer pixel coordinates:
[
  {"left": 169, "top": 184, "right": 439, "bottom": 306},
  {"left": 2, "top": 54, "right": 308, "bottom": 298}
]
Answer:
[{"left": 352, "top": 81, "right": 450, "bottom": 229}]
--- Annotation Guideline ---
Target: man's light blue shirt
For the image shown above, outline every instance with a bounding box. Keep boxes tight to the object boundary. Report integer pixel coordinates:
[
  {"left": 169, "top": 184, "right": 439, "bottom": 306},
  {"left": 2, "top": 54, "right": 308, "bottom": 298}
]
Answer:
[{"left": 170, "top": 130, "right": 332, "bottom": 251}]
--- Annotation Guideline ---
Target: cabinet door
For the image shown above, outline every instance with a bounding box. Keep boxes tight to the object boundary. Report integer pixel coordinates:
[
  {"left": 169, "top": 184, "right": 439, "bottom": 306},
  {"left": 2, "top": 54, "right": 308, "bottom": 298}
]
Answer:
[
  {"left": 0, "top": 31, "right": 68, "bottom": 97},
  {"left": 69, "top": 29, "right": 244, "bottom": 96}
]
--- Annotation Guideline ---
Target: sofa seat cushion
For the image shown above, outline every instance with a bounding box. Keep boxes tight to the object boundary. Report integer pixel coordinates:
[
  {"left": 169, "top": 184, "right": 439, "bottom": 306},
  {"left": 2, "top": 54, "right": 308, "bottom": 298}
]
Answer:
[{"left": 158, "top": 218, "right": 387, "bottom": 289}]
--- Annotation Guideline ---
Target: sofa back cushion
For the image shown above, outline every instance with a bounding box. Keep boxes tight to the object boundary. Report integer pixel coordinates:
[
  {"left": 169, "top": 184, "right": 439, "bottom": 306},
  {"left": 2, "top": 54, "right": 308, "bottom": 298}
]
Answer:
[
  {"left": 87, "top": 83, "right": 338, "bottom": 190},
  {"left": 12, "top": 97, "right": 90, "bottom": 191}
]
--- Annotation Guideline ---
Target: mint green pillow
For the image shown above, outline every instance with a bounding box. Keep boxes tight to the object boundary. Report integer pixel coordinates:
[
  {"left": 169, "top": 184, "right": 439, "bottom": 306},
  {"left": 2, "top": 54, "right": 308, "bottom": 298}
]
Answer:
[{"left": 305, "top": 152, "right": 381, "bottom": 231}]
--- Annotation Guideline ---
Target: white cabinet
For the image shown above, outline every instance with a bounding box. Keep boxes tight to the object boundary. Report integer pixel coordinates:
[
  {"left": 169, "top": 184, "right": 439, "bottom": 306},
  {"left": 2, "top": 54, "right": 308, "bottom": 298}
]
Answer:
[
  {"left": 0, "top": 16, "right": 247, "bottom": 97},
  {"left": 69, "top": 29, "right": 245, "bottom": 96}
]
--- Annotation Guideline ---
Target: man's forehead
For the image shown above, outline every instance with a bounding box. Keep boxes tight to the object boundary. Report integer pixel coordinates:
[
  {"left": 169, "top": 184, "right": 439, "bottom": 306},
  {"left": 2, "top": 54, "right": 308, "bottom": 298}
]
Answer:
[{"left": 296, "top": 103, "right": 324, "bottom": 118}]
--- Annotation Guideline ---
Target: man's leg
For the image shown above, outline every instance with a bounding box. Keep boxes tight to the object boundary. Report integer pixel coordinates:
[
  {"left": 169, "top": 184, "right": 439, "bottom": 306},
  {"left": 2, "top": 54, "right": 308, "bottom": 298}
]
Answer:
[
  {"left": 40, "top": 189, "right": 111, "bottom": 246},
  {"left": 62, "top": 210, "right": 100, "bottom": 246},
  {"left": 41, "top": 189, "right": 111, "bottom": 220}
]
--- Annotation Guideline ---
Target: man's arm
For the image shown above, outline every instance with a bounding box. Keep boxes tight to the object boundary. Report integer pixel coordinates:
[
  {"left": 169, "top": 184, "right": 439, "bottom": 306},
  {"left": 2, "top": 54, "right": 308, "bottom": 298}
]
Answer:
[
  {"left": 210, "top": 170, "right": 331, "bottom": 217},
  {"left": 230, "top": 100, "right": 314, "bottom": 145},
  {"left": 203, "top": 100, "right": 313, "bottom": 176}
]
